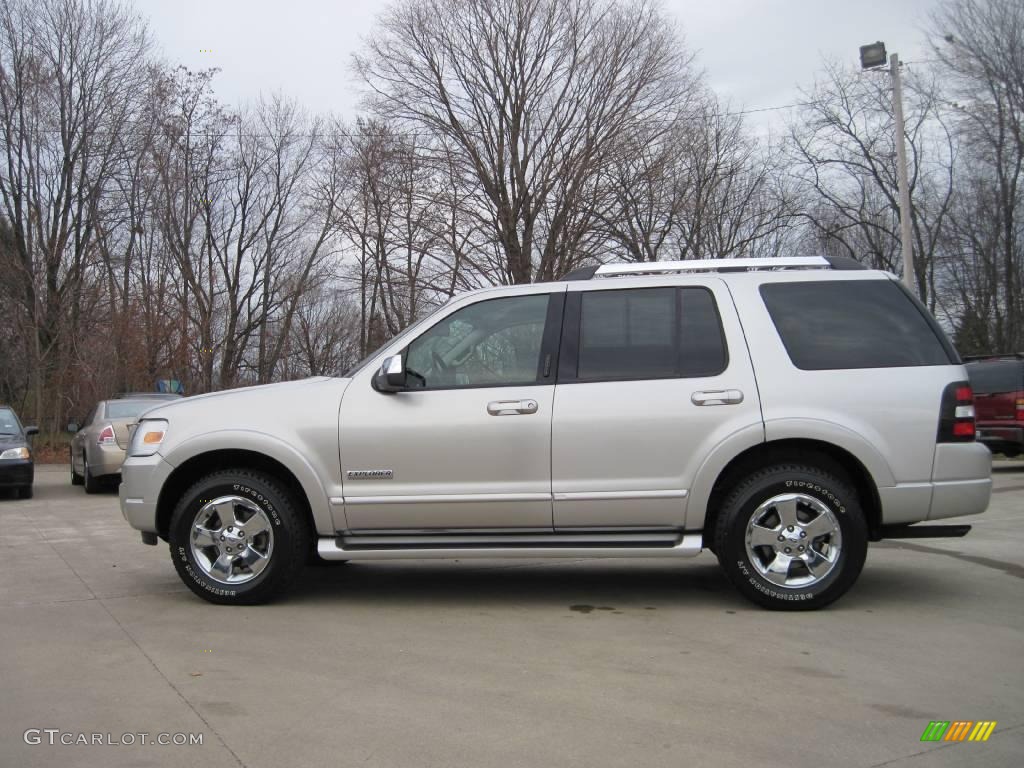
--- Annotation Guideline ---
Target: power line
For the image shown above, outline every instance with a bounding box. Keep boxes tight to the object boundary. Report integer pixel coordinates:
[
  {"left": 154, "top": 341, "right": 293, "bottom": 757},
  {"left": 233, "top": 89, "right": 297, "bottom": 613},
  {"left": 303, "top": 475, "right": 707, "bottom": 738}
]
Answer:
[{"left": 1, "top": 99, "right": 822, "bottom": 141}]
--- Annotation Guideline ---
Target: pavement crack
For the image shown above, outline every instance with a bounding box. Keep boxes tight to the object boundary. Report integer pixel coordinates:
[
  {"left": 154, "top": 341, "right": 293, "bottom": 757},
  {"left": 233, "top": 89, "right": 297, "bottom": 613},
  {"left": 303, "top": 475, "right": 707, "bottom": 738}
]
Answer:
[{"left": 875, "top": 540, "right": 1024, "bottom": 579}]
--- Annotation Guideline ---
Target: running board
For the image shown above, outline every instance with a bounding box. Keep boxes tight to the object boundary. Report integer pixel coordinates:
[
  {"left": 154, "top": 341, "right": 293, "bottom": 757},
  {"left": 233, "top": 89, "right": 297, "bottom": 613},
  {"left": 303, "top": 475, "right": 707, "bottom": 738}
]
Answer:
[
  {"left": 317, "top": 532, "right": 703, "bottom": 561},
  {"left": 879, "top": 524, "right": 972, "bottom": 539}
]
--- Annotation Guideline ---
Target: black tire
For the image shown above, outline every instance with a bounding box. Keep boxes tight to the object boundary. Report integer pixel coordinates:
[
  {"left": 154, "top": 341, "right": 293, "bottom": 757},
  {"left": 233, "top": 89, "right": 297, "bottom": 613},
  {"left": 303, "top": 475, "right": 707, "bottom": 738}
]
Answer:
[
  {"left": 168, "top": 469, "right": 310, "bottom": 605},
  {"left": 83, "top": 451, "right": 101, "bottom": 494},
  {"left": 70, "top": 449, "right": 84, "bottom": 486},
  {"left": 17, "top": 485, "right": 33, "bottom": 500},
  {"left": 713, "top": 463, "right": 867, "bottom": 611}
]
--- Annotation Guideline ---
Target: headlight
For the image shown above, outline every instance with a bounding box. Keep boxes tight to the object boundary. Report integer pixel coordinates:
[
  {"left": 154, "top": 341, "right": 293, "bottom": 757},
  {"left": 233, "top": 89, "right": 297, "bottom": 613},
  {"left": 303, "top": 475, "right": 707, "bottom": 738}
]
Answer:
[
  {"left": 129, "top": 419, "right": 168, "bottom": 457},
  {"left": 0, "top": 446, "right": 30, "bottom": 460}
]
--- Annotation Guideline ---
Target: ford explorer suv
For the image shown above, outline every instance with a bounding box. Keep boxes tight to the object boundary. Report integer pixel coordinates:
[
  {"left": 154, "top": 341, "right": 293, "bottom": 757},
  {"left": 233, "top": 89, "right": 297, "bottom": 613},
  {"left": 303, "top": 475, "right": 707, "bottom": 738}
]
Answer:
[
  {"left": 965, "top": 355, "right": 1024, "bottom": 458},
  {"left": 119, "top": 256, "right": 992, "bottom": 610}
]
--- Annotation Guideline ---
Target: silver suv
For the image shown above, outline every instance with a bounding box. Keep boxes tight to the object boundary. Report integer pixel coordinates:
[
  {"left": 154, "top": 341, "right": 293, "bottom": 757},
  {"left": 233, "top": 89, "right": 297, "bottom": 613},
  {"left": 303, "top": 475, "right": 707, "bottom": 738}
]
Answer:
[{"left": 119, "top": 256, "right": 991, "bottom": 609}]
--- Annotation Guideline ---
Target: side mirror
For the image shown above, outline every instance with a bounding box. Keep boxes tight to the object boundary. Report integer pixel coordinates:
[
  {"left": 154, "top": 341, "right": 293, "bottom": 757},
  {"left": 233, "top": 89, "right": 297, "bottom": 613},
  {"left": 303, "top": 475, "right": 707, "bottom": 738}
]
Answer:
[
  {"left": 25, "top": 426, "right": 39, "bottom": 437},
  {"left": 373, "top": 355, "right": 407, "bottom": 393},
  {"left": 66, "top": 422, "right": 79, "bottom": 433}
]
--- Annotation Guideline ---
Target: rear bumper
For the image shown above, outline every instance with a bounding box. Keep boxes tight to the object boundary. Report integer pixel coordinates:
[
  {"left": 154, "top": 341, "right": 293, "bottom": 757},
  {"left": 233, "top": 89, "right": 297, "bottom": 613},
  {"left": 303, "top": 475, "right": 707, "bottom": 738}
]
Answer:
[
  {"left": 0, "top": 459, "right": 33, "bottom": 487},
  {"left": 929, "top": 478, "right": 992, "bottom": 520},
  {"left": 879, "top": 443, "right": 992, "bottom": 524},
  {"left": 90, "top": 443, "right": 127, "bottom": 478},
  {"left": 975, "top": 424, "right": 1023, "bottom": 454},
  {"left": 929, "top": 442, "right": 992, "bottom": 521}
]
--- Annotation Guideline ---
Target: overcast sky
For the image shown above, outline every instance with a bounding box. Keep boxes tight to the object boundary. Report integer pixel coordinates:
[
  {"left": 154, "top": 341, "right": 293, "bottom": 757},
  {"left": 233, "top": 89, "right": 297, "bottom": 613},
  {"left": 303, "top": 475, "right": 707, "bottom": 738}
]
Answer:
[{"left": 133, "top": 0, "right": 938, "bottom": 133}]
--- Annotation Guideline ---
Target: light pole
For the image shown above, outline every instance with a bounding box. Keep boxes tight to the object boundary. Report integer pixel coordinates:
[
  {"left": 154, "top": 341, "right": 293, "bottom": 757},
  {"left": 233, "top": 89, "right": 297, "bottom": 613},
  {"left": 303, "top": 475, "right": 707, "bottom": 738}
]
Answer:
[{"left": 859, "top": 41, "right": 915, "bottom": 293}]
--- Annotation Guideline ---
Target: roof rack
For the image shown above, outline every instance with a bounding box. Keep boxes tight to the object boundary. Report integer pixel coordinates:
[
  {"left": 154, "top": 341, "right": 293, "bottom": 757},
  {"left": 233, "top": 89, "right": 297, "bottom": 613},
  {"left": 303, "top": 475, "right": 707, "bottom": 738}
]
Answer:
[{"left": 562, "top": 255, "right": 865, "bottom": 280}]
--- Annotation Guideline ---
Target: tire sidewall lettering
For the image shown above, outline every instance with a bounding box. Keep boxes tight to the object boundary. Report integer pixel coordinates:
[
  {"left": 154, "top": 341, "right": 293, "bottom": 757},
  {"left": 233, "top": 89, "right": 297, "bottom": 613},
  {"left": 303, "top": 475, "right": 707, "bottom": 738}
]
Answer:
[
  {"left": 725, "top": 472, "right": 858, "bottom": 607},
  {"left": 174, "top": 479, "right": 285, "bottom": 598}
]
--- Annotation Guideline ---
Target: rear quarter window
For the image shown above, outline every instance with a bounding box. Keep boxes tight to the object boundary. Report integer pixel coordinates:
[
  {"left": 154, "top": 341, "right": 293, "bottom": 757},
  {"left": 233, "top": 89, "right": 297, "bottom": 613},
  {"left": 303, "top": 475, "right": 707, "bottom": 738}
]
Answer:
[{"left": 760, "top": 279, "right": 955, "bottom": 370}]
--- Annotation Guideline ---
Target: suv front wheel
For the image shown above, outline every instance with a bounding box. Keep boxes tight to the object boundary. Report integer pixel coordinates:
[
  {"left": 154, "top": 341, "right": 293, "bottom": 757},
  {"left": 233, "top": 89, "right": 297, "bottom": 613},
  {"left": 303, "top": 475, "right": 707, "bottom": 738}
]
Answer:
[
  {"left": 168, "top": 469, "right": 310, "bottom": 605},
  {"left": 713, "top": 463, "right": 867, "bottom": 610}
]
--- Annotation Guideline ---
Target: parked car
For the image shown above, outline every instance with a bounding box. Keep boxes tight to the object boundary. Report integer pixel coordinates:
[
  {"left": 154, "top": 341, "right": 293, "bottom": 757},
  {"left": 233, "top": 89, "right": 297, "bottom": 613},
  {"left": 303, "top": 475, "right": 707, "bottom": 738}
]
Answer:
[
  {"left": 0, "top": 405, "right": 38, "bottom": 499},
  {"left": 119, "top": 256, "right": 991, "bottom": 609},
  {"left": 965, "top": 354, "right": 1024, "bottom": 458},
  {"left": 70, "top": 395, "right": 180, "bottom": 492}
]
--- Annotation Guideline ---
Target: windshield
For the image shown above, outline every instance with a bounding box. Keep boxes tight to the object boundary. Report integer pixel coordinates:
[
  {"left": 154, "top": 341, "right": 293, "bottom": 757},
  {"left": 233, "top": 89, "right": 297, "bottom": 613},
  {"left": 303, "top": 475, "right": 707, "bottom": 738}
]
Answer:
[
  {"left": 343, "top": 300, "right": 456, "bottom": 377},
  {"left": 0, "top": 407, "right": 22, "bottom": 435},
  {"left": 104, "top": 401, "right": 154, "bottom": 419},
  {"left": 966, "top": 361, "right": 1024, "bottom": 395}
]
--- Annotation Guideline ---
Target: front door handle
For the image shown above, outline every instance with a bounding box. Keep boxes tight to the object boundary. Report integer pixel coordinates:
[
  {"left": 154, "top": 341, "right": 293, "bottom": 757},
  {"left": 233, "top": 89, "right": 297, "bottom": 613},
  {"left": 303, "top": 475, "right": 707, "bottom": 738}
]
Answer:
[
  {"left": 487, "top": 399, "right": 539, "bottom": 416},
  {"left": 691, "top": 389, "right": 744, "bottom": 406}
]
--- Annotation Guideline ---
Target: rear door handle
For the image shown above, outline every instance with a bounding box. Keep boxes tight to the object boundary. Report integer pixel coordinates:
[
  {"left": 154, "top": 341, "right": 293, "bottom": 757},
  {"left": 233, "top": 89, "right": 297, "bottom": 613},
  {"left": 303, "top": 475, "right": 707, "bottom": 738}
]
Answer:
[
  {"left": 487, "top": 399, "right": 539, "bottom": 416},
  {"left": 691, "top": 389, "right": 744, "bottom": 406}
]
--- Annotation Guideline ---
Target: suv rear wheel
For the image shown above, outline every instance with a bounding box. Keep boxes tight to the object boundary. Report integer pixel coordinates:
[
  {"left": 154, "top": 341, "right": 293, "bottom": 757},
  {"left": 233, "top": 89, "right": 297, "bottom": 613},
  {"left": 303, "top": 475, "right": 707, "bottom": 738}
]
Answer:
[
  {"left": 168, "top": 469, "right": 309, "bottom": 605},
  {"left": 713, "top": 463, "right": 867, "bottom": 610}
]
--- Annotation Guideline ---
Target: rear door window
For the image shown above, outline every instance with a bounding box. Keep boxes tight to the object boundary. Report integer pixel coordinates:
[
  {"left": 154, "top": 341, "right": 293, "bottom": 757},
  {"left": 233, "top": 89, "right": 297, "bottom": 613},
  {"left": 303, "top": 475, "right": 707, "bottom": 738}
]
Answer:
[
  {"left": 760, "top": 280, "right": 955, "bottom": 370},
  {"left": 564, "top": 286, "right": 728, "bottom": 381}
]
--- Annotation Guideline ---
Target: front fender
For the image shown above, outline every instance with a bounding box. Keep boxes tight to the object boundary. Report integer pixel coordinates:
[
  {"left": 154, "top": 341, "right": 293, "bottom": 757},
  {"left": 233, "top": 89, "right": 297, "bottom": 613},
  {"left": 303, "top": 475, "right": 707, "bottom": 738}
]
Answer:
[{"left": 162, "top": 430, "right": 339, "bottom": 535}]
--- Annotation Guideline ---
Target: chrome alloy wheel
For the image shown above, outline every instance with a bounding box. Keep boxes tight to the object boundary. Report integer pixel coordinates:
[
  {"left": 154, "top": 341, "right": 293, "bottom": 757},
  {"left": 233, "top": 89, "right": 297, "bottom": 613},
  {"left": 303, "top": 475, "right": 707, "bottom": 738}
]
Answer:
[
  {"left": 744, "top": 492, "right": 843, "bottom": 588},
  {"left": 190, "top": 495, "right": 274, "bottom": 584}
]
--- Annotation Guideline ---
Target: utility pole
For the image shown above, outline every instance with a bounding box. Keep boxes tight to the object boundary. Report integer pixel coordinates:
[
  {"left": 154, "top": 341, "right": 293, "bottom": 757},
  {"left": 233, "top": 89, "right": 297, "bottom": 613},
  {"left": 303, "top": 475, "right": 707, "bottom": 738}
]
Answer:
[
  {"left": 889, "top": 53, "right": 915, "bottom": 292},
  {"left": 859, "top": 42, "right": 915, "bottom": 292}
]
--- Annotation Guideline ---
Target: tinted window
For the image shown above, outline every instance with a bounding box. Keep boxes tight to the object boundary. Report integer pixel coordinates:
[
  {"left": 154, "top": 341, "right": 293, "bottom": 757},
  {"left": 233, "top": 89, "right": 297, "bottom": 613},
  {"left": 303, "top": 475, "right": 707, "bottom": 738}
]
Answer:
[
  {"left": 966, "top": 361, "right": 1024, "bottom": 394},
  {"left": 679, "top": 288, "right": 729, "bottom": 377},
  {"left": 573, "top": 287, "right": 727, "bottom": 381},
  {"left": 760, "top": 280, "right": 953, "bottom": 370},
  {"left": 579, "top": 288, "right": 676, "bottom": 379},
  {"left": 104, "top": 401, "right": 153, "bottom": 419},
  {"left": 405, "top": 294, "right": 549, "bottom": 388}
]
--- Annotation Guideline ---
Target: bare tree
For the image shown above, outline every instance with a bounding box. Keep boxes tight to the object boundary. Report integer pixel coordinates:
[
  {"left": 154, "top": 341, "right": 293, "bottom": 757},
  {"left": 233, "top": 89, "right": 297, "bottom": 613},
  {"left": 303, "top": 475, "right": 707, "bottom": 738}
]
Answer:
[
  {"left": 0, "top": 0, "right": 151, "bottom": 428},
  {"left": 930, "top": 0, "right": 1024, "bottom": 351},
  {"left": 354, "top": 0, "right": 692, "bottom": 284},
  {"left": 786, "top": 60, "right": 957, "bottom": 310}
]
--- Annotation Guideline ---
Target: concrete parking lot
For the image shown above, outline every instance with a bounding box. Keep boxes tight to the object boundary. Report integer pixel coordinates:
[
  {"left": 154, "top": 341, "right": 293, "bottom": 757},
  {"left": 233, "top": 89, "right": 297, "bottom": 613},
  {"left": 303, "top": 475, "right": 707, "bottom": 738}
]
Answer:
[{"left": 1, "top": 464, "right": 1022, "bottom": 768}]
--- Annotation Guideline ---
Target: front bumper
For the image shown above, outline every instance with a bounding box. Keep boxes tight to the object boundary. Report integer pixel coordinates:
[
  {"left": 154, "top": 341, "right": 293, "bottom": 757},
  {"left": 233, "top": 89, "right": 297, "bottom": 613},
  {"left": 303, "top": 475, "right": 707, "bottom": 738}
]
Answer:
[
  {"left": 118, "top": 453, "right": 175, "bottom": 534},
  {"left": 0, "top": 459, "right": 33, "bottom": 487}
]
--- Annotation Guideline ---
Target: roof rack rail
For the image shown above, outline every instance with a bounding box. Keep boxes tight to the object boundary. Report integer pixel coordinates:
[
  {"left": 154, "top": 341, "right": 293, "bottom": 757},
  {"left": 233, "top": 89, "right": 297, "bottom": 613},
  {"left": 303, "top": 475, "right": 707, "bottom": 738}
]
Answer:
[{"left": 562, "top": 256, "right": 865, "bottom": 280}]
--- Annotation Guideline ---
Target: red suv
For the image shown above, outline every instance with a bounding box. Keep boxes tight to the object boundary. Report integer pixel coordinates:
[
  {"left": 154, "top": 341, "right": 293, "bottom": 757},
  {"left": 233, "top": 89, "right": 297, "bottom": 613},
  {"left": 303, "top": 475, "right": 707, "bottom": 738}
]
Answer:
[{"left": 966, "top": 354, "right": 1024, "bottom": 458}]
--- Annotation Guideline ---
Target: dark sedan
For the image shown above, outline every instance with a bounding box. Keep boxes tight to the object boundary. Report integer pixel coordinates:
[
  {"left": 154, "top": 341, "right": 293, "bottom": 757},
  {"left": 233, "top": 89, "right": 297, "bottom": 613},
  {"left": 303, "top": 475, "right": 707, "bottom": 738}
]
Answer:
[{"left": 0, "top": 405, "right": 38, "bottom": 499}]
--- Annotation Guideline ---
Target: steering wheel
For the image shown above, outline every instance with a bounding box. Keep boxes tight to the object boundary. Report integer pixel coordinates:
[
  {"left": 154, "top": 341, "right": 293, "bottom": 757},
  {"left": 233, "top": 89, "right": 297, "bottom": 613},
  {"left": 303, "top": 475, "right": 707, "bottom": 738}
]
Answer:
[{"left": 431, "top": 346, "right": 450, "bottom": 374}]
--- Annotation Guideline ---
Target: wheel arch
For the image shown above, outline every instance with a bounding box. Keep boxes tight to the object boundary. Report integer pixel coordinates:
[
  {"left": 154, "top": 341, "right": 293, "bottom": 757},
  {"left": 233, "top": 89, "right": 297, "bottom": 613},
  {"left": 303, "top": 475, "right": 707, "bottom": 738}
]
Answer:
[
  {"left": 699, "top": 439, "right": 884, "bottom": 543},
  {"left": 155, "top": 447, "right": 331, "bottom": 540}
]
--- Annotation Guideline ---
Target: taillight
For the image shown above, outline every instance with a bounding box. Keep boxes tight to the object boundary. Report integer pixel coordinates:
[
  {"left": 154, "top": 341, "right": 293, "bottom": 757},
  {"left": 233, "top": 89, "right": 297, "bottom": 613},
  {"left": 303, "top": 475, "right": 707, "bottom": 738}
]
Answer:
[
  {"left": 1017, "top": 398, "right": 1024, "bottom": 413},
  {"left": 937, "top": 381, "right": 975, "bottom": 442},
  {"left": 97, "top": 425, "right": 116, "bottom": 445}
]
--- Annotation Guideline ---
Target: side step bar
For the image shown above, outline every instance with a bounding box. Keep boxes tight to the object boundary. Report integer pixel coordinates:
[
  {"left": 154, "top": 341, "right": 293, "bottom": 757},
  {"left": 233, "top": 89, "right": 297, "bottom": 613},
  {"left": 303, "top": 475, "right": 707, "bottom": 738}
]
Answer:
[
  {"left": 317, "top": 532, "right": 703, "bottom": 561},
  {"left": 879, "top": 524, "right": 972, "bottom": 539}
]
